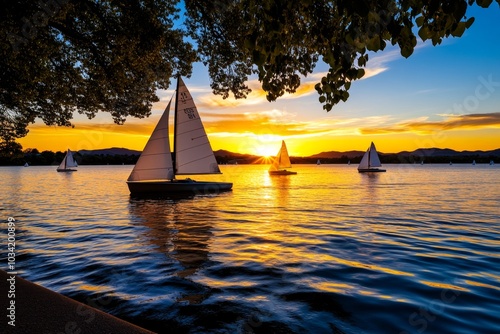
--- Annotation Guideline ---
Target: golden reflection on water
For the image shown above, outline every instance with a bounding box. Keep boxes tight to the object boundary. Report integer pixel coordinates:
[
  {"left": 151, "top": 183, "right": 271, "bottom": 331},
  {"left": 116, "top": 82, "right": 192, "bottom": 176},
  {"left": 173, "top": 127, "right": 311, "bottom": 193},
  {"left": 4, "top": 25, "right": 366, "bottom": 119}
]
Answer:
[
  {"left": 419, "top": 280, "right": 470, "bottom": 292},
  {"left": 464, "top": 280, "right": 500, "bottom": 291},
  {"left": 128, "top": 198, "right": 212, "bottom": 279},
  {"left": 308, "top": 281, "right": 353, "bottom": 294}
]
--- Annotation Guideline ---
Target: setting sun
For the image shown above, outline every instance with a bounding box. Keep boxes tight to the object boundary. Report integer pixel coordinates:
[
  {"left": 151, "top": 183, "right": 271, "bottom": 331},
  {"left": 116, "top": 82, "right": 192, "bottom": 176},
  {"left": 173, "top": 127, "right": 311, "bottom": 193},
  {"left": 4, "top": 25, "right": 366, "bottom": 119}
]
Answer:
[{"left": 256, "top": 146, "right": 277, "bottom": 158}]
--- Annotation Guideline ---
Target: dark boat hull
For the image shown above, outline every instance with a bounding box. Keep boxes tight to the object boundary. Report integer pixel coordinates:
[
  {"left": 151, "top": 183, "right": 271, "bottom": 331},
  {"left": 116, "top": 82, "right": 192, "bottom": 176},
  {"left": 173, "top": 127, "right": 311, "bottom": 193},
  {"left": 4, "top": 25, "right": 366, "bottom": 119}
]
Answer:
[
  {"left": 127, "top": 179, "right": 233, "bottom": 195},
  {"left": 358, "top": 168, "right": 386, "bottom": 173},
  {"left": 269, "top": 170, "right": 297, "bottom": 175},
  {"left": 57, "top": 169, "right": 77, "bottom": 172}
]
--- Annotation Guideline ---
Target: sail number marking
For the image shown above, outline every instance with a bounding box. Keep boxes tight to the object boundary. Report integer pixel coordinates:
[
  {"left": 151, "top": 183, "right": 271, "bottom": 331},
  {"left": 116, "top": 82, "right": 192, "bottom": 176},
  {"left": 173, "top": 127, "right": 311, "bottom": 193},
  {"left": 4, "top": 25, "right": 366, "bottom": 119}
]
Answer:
[{"left": 184, "top": 108, "right": 197, "bottom": 119}]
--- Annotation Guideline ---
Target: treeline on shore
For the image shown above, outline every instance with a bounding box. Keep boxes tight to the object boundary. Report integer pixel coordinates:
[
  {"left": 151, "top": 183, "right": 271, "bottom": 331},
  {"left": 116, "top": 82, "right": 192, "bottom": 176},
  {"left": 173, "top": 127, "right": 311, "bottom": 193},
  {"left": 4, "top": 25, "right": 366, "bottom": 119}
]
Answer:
[
  {"left": 0, "top": 148, "right": 140, "bottom": 166},
  {"left": 216, "top": 153, "right": 497, "bottom": 165},
  {"left": 1, "top": 149, "right": 497, "bottom": 166}
]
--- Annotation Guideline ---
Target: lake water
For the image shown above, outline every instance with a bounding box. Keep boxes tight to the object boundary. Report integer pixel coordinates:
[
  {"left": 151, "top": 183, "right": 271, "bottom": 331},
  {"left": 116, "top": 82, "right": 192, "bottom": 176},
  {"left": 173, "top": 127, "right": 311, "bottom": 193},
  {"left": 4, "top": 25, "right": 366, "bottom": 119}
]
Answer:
[{"left": 1, "top": 164, "right": 499, "bottom": 333}]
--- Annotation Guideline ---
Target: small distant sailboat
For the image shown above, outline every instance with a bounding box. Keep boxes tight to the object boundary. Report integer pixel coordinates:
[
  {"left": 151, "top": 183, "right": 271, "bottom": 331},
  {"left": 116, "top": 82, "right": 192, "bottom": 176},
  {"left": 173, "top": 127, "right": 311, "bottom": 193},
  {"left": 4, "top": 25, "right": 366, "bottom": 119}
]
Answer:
[
  {"left": 472, "top": 160, "right": 476, "bottom": 165},
  {"left": 127, "top": 76, "right": 232, "bottom": 195},
  {"left": 317, "top": 159, "right": 321, "bottom": 165},
  {"left": 490, "top": 160, "right": 495, "bottom": 165},
  {"left": 23, "top": 162, "right": 29, "bottom": 167},
  {"left": 57, "top": 149, "right": 78, "bottom": 172},
  {"left": 357, "top": 142, "right": 386, "bottom": 173},
  {"left": 449, "top": 161, "right": 453, "bottom": 165},
  {"left": 348, "top": 160, "right": 351, "bottom": 165},
  {"left": 420, "top": 161, "right": 424, "bottom": 165},
  {"left": 269, "top": 140, "right": 297, "bottom": 175}
]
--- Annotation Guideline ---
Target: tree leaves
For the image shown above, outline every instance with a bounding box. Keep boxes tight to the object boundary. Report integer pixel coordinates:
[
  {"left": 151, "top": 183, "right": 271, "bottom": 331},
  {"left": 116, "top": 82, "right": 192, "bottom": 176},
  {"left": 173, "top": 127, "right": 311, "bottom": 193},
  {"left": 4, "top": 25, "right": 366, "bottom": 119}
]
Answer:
[
  {"left": 0, "top": 0, "right": 497, "bottom": 143},
  {"left": 1, "top": 0, "right": 196, "bottom": 140},
  {"left": 185, "top": 0, "right": 493, "bottom": 113}
]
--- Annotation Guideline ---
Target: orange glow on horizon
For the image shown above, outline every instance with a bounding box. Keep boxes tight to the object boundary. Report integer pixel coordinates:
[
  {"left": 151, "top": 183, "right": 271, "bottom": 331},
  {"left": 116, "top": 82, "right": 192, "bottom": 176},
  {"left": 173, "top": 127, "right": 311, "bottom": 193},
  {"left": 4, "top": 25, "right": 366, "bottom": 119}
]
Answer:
[{"left": 17, "top": 112, "right": 500, "bottom": 156}]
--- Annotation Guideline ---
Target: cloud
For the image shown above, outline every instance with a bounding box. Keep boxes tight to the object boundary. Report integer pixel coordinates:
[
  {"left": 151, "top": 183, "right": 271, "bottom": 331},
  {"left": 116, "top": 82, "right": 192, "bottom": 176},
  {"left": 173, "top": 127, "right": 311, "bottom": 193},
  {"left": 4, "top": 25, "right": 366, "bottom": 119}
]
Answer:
[
  {"left": 363, "top": 67, "right": 388, "bottom": 79},
  {"left": 360, "top": 112, "right": 500, "bottom": 135},
  {"left": 194, "top": 77, "right": 320, "bottom": 109},
  {"left": 203, "top": 111, "right": 394, "bottom": 141},
  {"left": 25, "top": 120, "right": 159, "bottom": 137}
]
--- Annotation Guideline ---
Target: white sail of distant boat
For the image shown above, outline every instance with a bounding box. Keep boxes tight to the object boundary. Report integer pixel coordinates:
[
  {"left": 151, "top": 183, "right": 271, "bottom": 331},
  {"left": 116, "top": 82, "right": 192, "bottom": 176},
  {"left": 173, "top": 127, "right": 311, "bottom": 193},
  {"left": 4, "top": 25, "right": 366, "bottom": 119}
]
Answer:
[
  {"left": 57, "top": 149, "right": 78, "bottom": 172},
  {"left": 23, "top": 162, "right": 29, "bottom": 167},
  {"left": 317, "top": 159, "right": 321, "bottom": 165},
  {"left": 472, "top": 160, "right": 476, "bottom": 165},
  {"left": 490, "top": 160, "right": 494, "bottom": 165},
  {"left": 357, "top": 142, "right": 386, "bottom": 173},
  {"left": 269, "top": 140, "right": 297, "bottom": 175},
  {"left": 127, "top": 76, "right": 232, "bottom": 195},
  {"left": 348, "top": 160, "right": 351, "bottom": 165}
]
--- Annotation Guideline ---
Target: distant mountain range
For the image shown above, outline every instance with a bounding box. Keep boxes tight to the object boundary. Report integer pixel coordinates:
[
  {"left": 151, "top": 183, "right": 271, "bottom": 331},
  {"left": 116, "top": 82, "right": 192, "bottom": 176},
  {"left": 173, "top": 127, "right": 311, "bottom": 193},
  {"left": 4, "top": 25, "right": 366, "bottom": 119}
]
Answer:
[
  {"left": 310, "top": 148, "right": 500, "bottom": 159},
  {"left": 76, "top": 147, "right": 500, "bottom": 164},
  {"left": 395, "top": 148, "right": 500, "bottom": 158},
  {"left": 79, "top": 147, "right": 141, "bottom": 155}
]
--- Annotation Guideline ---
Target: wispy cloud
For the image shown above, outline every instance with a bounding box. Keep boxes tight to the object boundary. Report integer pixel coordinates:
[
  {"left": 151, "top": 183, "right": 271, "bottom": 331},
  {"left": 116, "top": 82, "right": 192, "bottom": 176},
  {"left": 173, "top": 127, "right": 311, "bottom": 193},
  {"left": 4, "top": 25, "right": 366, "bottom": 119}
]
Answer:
[
  {"left": 25, "top": 121, "right": 158, "bottom": 137},
  {"left": 204, "top": 111, "right": 394, "bottom": 141},
  {"left": 194, "top": 77, "right": 320, "bottom": 109},
  {"left": 360, "top": 112, "right": 500, "bottom": 135}
]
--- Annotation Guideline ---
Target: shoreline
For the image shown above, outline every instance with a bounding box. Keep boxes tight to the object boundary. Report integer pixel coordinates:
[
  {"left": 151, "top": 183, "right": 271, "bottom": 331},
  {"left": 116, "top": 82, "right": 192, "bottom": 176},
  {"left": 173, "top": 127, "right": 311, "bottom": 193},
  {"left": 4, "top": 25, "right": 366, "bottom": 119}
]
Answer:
[{"left": 0, "top": 270, "right": 154, "bottom": 334}]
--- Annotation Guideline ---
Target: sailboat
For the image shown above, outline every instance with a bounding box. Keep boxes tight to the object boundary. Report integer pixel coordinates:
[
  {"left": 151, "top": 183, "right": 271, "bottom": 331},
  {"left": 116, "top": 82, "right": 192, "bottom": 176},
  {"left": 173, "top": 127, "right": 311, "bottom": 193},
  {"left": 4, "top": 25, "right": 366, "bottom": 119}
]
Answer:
[
  {"left": 127, "top": 77, "right": 233, "bottom": 195},
  {"left": 57, "top": 149, "right": 78, "bottom": 172},
  {"left": 317, "top": 159, "right": 321, "bottom": 165},
  {"left": 357, "top": 142, "right": 386, "bottom": 173},
  {"left": 269, "top": 140, "right": 297, "bottom": 175}
]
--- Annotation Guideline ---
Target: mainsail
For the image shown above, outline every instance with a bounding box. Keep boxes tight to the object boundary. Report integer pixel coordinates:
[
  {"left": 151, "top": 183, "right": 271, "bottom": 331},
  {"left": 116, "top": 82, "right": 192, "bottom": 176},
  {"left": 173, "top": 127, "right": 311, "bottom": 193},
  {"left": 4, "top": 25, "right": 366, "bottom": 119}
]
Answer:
[
  {"left": 128, "top": 100, "right": 174, "bottom": 181},
  {"left": 270, "top": 141, "right": 292, "bottom": 171},
  {"left": 58, "top": 149, "right": 78, "bottom": 170},
  {"left": 358, "top": 142, "right": 382, "bottom": 170},
  {"left": 175, "top": 77, "right": 221, "bottom": 175}
]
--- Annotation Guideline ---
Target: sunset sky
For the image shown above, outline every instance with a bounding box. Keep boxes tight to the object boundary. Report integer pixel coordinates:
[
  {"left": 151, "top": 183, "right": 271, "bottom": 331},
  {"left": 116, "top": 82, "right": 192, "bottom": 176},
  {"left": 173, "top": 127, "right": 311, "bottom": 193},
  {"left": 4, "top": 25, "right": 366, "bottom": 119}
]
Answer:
[{"left": 18, "top": 5, "right": 500, "bottom": 157}]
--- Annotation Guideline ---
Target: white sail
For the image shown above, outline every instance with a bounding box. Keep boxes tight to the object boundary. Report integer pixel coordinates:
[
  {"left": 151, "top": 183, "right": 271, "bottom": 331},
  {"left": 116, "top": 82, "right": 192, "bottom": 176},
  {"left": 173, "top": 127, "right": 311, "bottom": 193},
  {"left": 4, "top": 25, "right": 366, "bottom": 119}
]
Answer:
[
  {"left": 358, "top": 142, "right": 382, "bottom": 170},
  {"left": 57, "top": 155, "right": 67, "bottom": 170},
  {"left": 270, "top": 141, "right": 292, "bottom": 171},
  {"left": 175, "top": 77, "right": 220, "bottom": 175},
  {"left": 128, "top": 100, "right": 174, "bottom": 181},
  {"left": 368, "top": 142, "right": 382, "bottom": 167},
  {"left": 358, "top": 149, "right": 370, "bottom": 170},
  {"left": 58, "top": 149, "right": 78, "bottom": 170},
  {"left": 65, "top": 149, "right": 78, "bottom": 167}
]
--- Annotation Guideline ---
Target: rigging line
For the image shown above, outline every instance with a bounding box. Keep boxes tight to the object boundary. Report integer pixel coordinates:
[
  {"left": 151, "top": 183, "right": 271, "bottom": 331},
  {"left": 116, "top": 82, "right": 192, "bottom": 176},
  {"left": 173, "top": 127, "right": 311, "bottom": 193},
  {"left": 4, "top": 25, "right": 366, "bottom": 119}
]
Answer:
[
  {"left": 176, "top": 142, "right": 211, "bottom": 153},
  {"left": 177, "top": 154, "right": 216, "bottom": 167},
  {"left": 176, "top": 126, "right": 205, "bottom": 136}
]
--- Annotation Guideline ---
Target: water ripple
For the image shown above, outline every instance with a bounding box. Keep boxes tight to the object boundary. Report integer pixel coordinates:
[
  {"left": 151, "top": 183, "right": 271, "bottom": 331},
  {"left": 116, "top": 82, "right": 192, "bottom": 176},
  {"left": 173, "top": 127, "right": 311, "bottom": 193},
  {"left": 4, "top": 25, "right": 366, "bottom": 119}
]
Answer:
[{"left": 1, "top": 164, "right": 499, "bottom": 333}]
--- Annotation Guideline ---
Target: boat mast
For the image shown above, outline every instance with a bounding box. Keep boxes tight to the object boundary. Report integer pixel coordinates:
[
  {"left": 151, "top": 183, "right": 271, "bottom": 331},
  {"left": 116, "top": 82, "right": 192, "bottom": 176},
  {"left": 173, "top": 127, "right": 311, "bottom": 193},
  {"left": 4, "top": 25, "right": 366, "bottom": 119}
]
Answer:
[
  {"left": 367, "top": 147, "right": 371, "bottom": 168},
  {"left": 173, "top": 76, "right": 180, "bottom": 177}
]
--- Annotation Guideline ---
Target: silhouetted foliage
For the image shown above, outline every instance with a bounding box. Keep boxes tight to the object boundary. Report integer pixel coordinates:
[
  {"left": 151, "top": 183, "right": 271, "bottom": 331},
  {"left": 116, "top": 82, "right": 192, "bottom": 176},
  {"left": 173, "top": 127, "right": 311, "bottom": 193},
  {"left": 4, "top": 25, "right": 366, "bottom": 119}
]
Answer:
[
  {"left": 0, "top": 141, "right": 24, "bottom": 165},
  {"left": 1, "top": 0, "right": 196, "bottom": 142},
  {"left": 1, "top": 0, "right": 498, "bottom": 144}
]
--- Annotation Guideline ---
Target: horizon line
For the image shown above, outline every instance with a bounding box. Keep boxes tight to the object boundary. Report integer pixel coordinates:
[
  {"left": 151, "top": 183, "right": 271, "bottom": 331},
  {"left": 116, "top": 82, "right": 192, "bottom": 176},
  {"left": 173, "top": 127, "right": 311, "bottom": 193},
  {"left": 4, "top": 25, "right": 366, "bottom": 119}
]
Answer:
[{"left": 23, "top": 146, "right": 500, "bottom": 158}]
